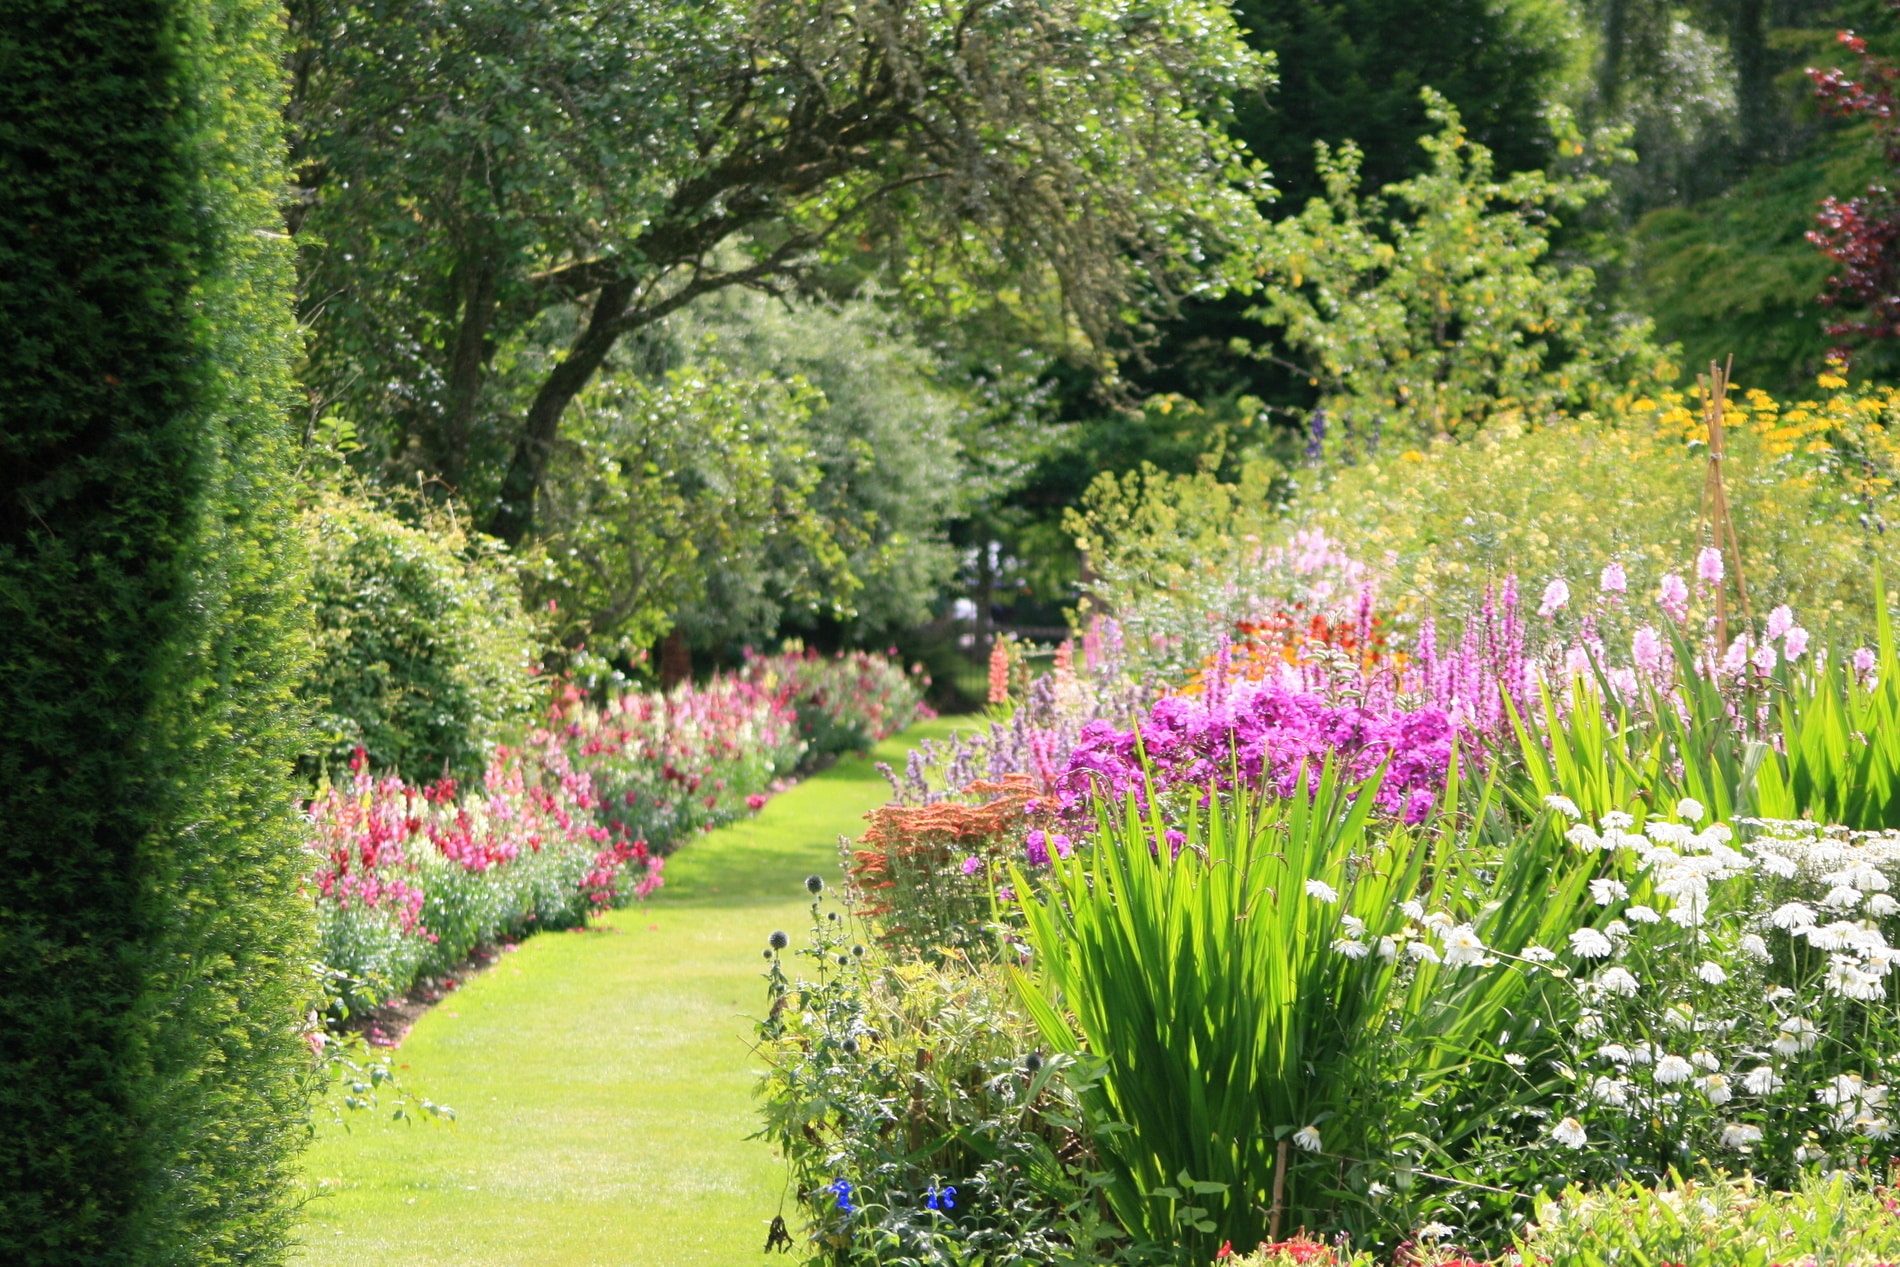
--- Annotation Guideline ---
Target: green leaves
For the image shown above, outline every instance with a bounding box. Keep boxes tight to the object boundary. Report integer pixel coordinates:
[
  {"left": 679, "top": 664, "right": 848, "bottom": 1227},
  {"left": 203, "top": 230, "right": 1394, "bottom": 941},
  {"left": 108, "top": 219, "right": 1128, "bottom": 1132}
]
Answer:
[{"left": 1248, "top": 90, "right": 1671, "bottom": 441}]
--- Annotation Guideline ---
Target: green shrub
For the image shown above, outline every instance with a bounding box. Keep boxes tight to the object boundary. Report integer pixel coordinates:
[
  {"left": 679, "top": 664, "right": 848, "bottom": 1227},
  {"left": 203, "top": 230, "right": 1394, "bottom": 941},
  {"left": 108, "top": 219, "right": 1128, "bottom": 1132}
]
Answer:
[
  {"left": 1521, "top": 1171, "right": 1900, "bottom": 1267},
  {"left": 0, "top": 1, "right": 315, "bottom": 1260},
  {"left": 755, "top": 885, "right": 1118, "bottom": 1266},
  {"left": 302, "top": 484, "right": 544, "bottom": 782}
]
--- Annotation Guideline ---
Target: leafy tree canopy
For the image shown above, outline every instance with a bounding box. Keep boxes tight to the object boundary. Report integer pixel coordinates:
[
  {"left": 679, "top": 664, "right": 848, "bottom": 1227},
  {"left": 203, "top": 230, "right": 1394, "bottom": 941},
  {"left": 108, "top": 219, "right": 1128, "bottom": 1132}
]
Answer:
[
  {"left": 289, "top": 0, "right": 1275, "bottom": 548},
  {"left": 1247, "top": 92, "right": 1674, "bottom": 441}
]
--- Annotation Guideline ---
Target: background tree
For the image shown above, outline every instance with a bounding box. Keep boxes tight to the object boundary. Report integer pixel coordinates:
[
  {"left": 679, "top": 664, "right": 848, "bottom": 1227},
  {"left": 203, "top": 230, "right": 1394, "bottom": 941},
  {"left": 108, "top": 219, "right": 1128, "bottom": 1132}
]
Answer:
[
  {"left": 0, "top": 1, "right": 315, "bottom": 1261},
  {"left": 288, "top": 0, "right": 1274, "bottom": 548}
]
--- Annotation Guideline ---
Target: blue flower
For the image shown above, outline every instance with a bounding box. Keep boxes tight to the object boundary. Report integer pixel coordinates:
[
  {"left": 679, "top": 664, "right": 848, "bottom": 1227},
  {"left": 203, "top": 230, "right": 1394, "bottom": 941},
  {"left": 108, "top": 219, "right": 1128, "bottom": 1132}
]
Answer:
[
  {"left": 826, "top": 1177, "right": 856, "bottom": 1215},
  {"left": 925, "top": 1183, "right": 957, "bottom": 1211}
]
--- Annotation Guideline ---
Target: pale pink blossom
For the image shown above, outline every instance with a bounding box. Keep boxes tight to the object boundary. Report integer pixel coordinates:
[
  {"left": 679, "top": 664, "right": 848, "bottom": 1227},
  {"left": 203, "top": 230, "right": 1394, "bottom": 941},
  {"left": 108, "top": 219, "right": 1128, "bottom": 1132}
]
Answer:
[
  {"left": 1539, "top": 578, "right": 1570, "bottom": 618},
  {"left": 1660, "top": 573, "right": 1690, "bottom": 622},
  {"left": 1632, "top": 625, "right": 1664, "bottom": 675},
  {"left": 1785, "top": 626, "right": 1810, "bottom": 659},
  {"left": 1766, "top": 604, "right": 1794, "bottom": 640},
  {"left": 1600, "top": 561, "right": 1627, "bottom": 595},
  {"left": 1697, "top": 547, "right": 1725, "bottom": 584}
]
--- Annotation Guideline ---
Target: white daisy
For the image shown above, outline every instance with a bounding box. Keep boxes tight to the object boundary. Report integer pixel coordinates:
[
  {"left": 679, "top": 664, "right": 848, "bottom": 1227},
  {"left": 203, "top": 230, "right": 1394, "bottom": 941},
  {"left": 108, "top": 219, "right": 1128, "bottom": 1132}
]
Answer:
[
  {"left": 1742, "top": 1065, "right": 1784, "bottom": 1095},
  {"left": 1594, "top": 966, "right": 1640, "bottom": 997},
  {"left": 1570, "top": 928, "right": 1614, "bottom": 958}
]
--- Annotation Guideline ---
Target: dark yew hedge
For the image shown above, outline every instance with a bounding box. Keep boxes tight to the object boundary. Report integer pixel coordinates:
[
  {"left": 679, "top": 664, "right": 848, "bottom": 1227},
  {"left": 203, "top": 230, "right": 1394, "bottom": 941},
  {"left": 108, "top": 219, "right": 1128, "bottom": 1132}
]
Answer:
[{"left": 0, "top": 2, "right": 315, "bottom": 1262}]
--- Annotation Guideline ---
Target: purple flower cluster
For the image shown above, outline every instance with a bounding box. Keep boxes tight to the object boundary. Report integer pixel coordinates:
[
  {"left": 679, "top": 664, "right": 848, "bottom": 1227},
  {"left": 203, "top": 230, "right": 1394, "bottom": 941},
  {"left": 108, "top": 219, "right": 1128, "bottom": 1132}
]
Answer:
[{"left": 1056, "top": 680, "right": 1456, "bottom": 824}]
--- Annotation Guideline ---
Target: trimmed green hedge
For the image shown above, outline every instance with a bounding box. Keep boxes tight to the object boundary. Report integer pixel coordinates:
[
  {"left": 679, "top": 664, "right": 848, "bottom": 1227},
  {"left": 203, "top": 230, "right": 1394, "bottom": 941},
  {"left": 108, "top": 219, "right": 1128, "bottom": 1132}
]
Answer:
[{"left": 0, "top": 2, "right": 315, "bottom": 1262}]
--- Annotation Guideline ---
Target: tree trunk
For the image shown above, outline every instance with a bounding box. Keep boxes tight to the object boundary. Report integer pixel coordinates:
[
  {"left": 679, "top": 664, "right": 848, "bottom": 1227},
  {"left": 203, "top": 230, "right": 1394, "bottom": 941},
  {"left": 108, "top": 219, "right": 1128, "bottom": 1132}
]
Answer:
[
  {"left": 1597, "top": 0, "right": 1628, "bottom": 115},
  {"left": 440, "top": 251, "right": 498, "bottom": 489},
  {"left": 1731, "top": 0, "right": 1771, "bottom": 164},
  {"left": 974, "top": 534, "right": 996, "bottom": 662},
  {"left": 659, "top": 628, "right": 692, "bottom": 690},
  {"left": 484, "top": 278, "right": 634, "bottom": 546}
]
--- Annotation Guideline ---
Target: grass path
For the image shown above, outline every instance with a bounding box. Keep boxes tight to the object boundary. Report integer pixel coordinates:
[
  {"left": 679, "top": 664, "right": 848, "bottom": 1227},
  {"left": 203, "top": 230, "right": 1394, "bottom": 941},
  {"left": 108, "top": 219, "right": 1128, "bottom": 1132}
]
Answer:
[{"left": 296, "top": 717, "right": 959, "bottom": 1266}]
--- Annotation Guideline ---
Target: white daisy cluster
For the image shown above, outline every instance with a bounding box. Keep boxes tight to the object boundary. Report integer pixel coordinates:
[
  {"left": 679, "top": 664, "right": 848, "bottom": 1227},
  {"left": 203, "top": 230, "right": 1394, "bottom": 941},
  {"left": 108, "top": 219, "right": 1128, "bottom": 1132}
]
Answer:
[
  {"left": 1816, "top": 1071, "right": 1892, "bottom": 1139},
  {"left": 1327, "top": 899, "right": 1495, "bottom": 969},
  {"left": 1745, "top": 820, "right": 1900, "bottom": 920},
  {"left": 1539, "top": 803, "right": 1900, "bottom": 1169},
  {"left": 1746, "top": 822, "right": 1900, "bottom": 1001},
  {"left": 1564, "top": 803, "right": 1750, "bottom": 929}
]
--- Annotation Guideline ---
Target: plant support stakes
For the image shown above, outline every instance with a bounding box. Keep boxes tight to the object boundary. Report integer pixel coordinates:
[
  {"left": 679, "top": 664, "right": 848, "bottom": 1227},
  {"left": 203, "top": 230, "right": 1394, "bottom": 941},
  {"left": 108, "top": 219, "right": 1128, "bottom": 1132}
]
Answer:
[{"left": 1700, "top": 356, "right": 1754, "bottom": 650}]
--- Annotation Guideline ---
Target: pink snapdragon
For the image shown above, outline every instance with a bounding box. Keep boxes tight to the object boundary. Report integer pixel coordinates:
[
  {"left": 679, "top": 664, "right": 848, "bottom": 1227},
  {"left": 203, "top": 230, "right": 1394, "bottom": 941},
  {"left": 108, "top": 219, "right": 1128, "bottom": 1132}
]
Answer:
[
  {"left": 1600, "top": 562, "right": 1627, "bottom": 595},
  {"left": 1697, "top": 547, "right": 1725, "bottom": 584}
]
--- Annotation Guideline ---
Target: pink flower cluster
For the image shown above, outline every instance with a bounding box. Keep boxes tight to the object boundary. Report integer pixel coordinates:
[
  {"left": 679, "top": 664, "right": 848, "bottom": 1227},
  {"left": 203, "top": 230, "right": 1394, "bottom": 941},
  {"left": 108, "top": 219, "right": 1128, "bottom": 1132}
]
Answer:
[
  {"left": 306, "top": 740, "right": 663, "bottom": 929},
  {"left": 305, "top": 750, "right": 429, "bottom": 932},
  {"left": 552, "top": 676, "right": 805, "bottom": 851}
]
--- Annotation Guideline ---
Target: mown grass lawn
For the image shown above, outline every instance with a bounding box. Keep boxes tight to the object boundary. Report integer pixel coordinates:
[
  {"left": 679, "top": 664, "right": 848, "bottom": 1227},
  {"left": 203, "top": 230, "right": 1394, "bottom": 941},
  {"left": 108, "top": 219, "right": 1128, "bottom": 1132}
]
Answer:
[{"left": 296, "top": 717, "right": 961, "bottom": 1266}]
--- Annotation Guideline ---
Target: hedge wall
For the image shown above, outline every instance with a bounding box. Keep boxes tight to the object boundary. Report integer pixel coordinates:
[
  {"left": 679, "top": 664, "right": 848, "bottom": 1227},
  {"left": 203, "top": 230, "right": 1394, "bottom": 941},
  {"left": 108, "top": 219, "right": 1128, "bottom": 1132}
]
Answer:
[{"left": 0, "top": 2, "right": 315, "bottom": 1263}]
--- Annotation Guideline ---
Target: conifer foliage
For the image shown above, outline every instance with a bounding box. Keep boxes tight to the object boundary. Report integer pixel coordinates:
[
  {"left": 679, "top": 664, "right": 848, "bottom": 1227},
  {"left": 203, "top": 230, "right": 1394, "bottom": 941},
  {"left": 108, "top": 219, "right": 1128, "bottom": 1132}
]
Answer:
[{"left": 0, "top": 2, "right": 315, "bottom": 1261}]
